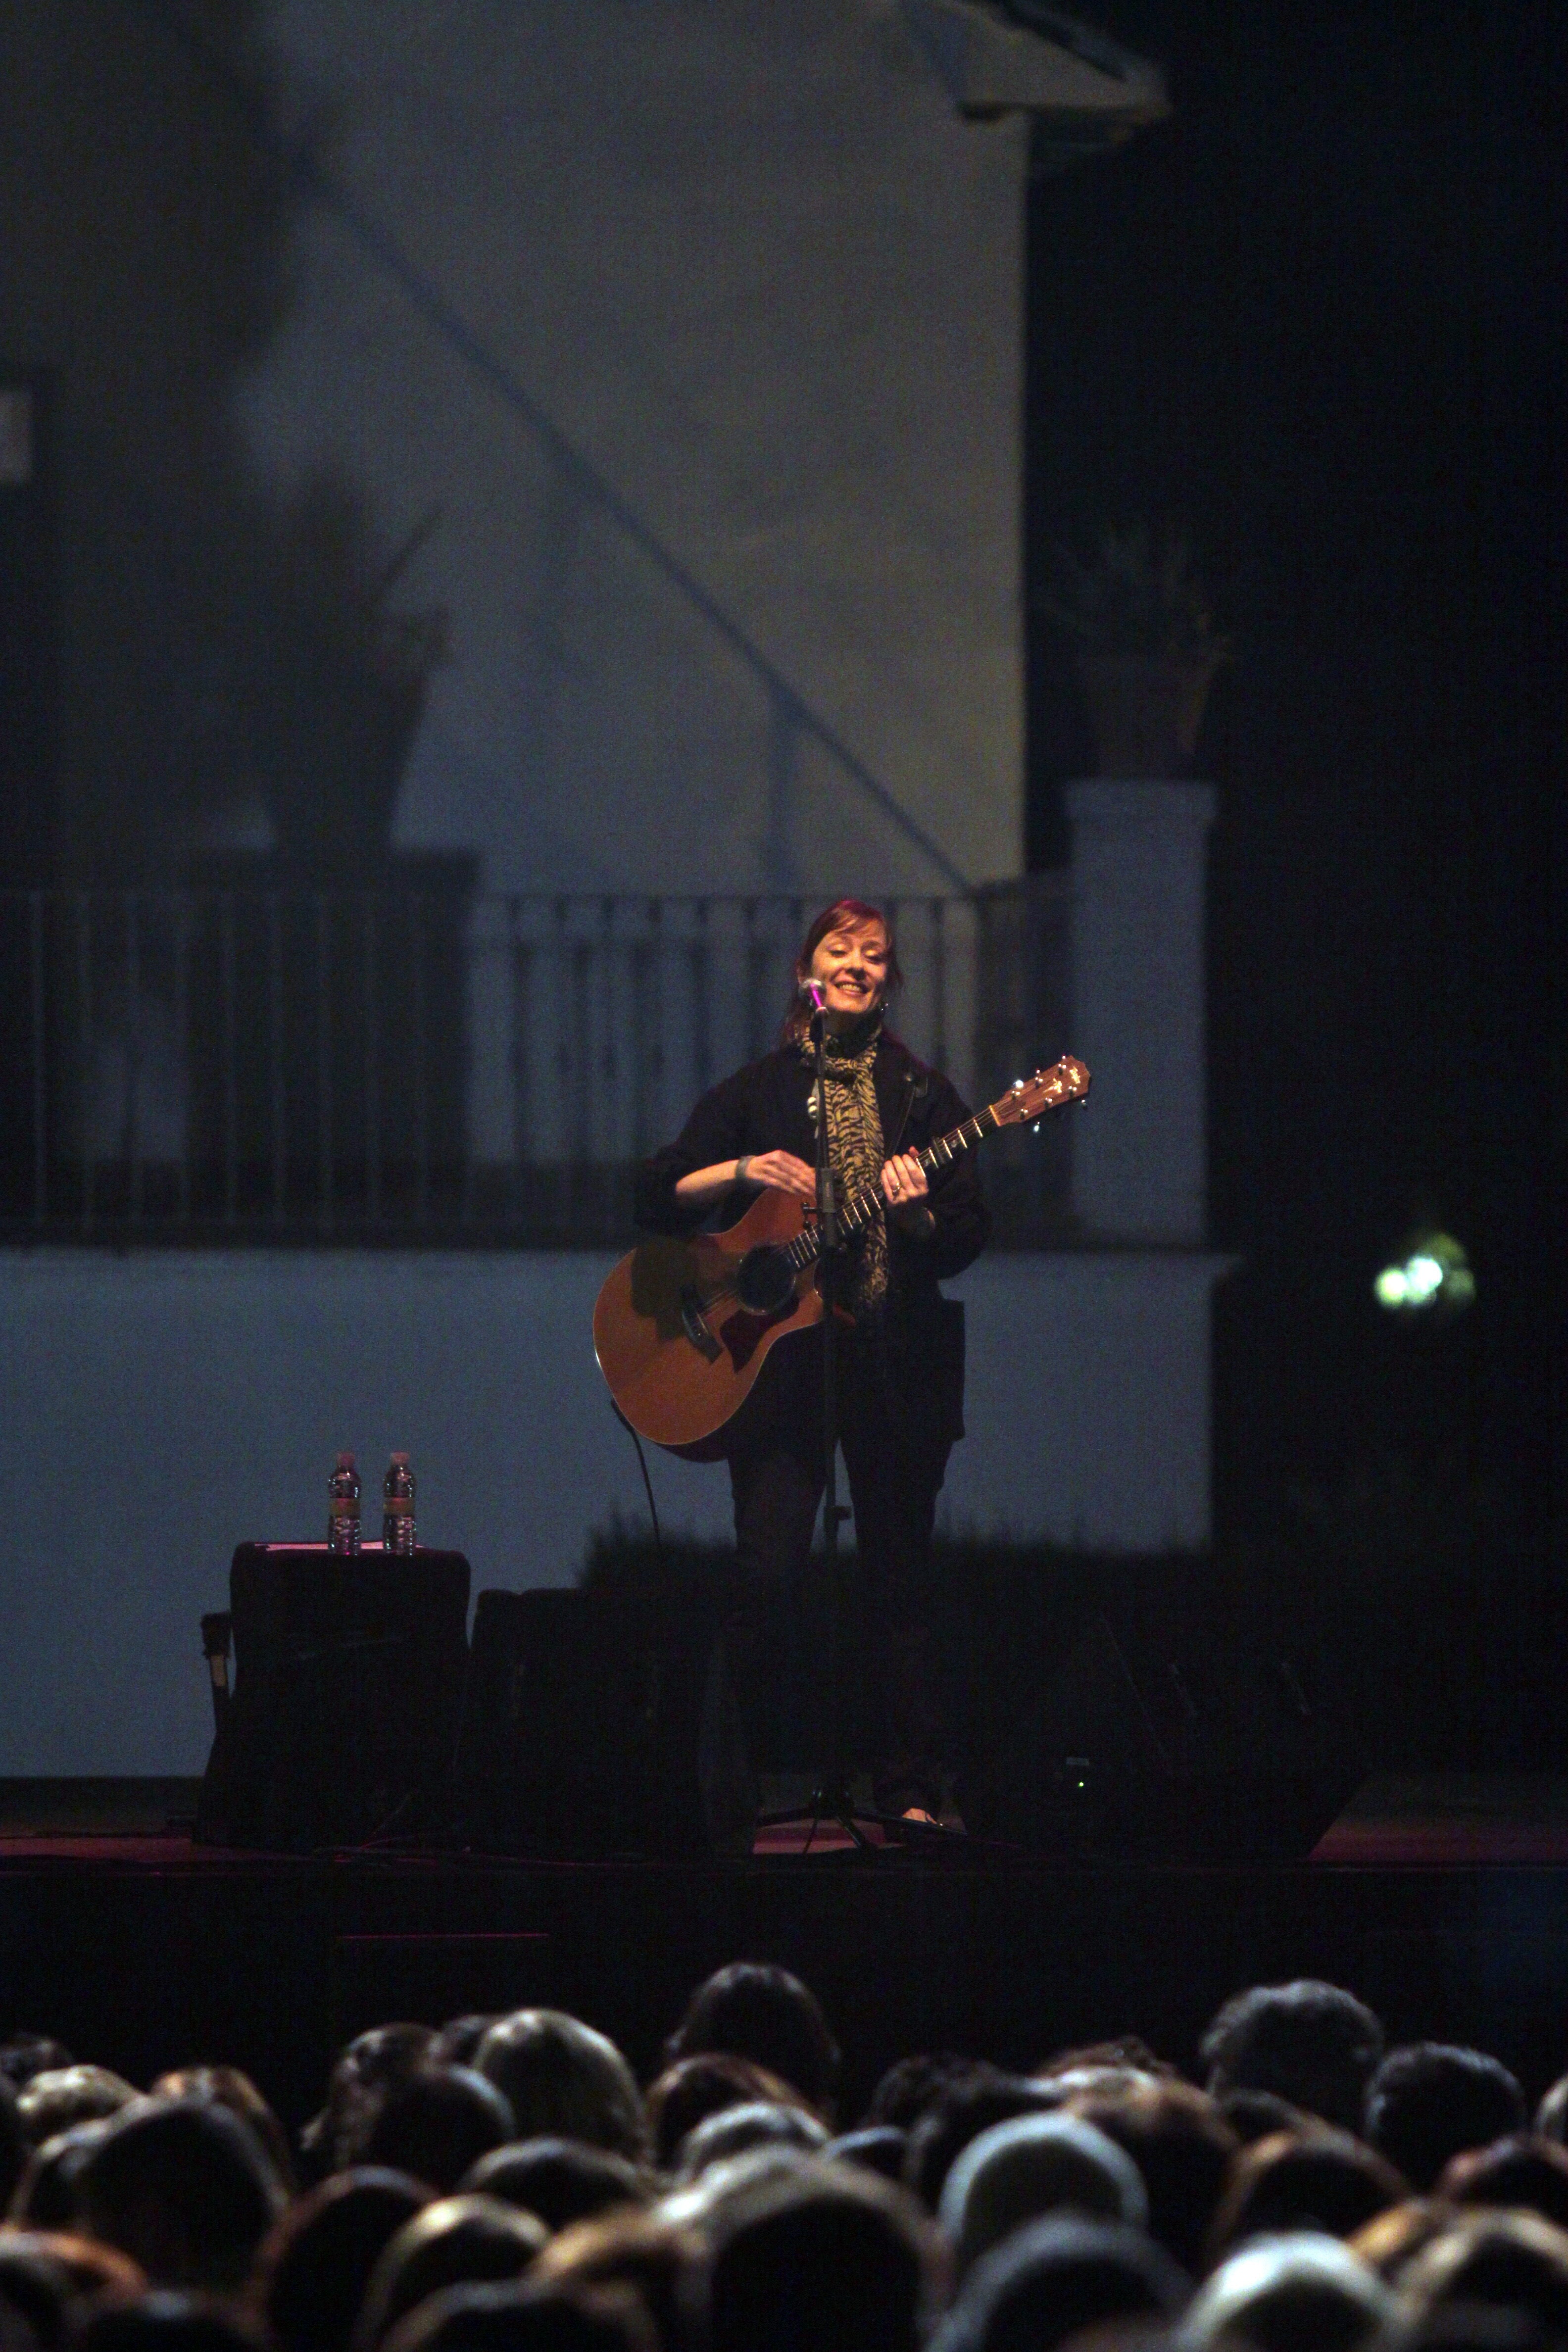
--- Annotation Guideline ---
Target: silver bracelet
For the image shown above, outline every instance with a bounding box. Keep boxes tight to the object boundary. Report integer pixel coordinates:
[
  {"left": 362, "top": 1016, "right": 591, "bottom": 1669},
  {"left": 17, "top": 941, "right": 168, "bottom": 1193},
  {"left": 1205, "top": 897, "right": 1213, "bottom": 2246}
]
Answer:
[{"left": 735, "top": 1156, "right": 752, "bottom": 1186}]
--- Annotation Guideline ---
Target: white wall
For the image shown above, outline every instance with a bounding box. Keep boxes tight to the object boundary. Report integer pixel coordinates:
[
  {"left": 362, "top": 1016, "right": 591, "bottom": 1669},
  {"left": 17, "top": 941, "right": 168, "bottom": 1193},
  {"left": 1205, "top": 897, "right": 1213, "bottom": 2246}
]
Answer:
[
  {"left": 244, "top": 0, "right": 1032, "bottom": 893},
  {"left": 0, "top": 1246, "right": 1226, "bottom": 1774}
]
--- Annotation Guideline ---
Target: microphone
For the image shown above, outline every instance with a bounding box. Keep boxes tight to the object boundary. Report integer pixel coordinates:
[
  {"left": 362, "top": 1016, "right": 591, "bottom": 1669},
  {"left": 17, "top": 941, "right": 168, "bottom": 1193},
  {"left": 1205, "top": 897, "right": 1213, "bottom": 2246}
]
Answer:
[{"left": 805, "top": 981, "right": 827, "bottom": 1010}]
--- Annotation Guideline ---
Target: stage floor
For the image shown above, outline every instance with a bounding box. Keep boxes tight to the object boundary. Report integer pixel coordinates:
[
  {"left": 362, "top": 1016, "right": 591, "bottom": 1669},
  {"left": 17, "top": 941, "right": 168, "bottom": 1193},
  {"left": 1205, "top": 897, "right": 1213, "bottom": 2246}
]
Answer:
[{"left": 6, "top": 1774, "right": 1568, "bottom": 2126}]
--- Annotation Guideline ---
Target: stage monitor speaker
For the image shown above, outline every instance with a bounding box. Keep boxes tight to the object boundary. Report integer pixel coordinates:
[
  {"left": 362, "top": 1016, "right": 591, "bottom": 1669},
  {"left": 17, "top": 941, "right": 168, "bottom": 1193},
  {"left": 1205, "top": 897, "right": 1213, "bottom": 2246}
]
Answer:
[
  {"left": 455, "top": 1586, "right": 748, "bottom": 1857},
  {"left": 960, "top": 1606, "right": 1357, "bottom": 1862},
  {"left": 196, "top": 1544, "right": 471, "bottom": 1851}
]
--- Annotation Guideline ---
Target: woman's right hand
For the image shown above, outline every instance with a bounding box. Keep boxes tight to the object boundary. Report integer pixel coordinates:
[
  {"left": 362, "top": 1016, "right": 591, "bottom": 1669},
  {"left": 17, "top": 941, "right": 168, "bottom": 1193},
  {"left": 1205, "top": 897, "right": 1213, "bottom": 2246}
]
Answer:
[{"left": 743, "top": 1150, "right": 817, "bottom": 1202}]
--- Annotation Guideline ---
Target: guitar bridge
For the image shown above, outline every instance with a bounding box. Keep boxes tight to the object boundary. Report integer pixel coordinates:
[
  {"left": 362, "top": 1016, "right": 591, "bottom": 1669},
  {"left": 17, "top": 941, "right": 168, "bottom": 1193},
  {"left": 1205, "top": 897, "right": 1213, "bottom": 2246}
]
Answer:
[{"left": 680, "top": 1286, "right": 723, "bottom": 1362}]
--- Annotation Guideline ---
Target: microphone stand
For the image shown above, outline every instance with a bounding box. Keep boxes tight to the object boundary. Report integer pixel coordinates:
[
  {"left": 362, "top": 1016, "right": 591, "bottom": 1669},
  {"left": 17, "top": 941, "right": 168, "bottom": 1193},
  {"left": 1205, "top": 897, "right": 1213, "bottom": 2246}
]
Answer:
[
  {"left": 809, "top": 992, "right": 874, "bottom": 1850},
  {"left": 757, "top": 990, "right": 877, "bottom": 1856}
]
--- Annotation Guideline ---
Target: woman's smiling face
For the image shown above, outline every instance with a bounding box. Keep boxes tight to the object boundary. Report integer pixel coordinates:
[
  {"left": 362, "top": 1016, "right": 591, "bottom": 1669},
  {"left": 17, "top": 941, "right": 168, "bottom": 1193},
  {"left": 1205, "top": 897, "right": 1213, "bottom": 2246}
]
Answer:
[{"left": 806, "top": 920, "right": 891, "bottom": 1025}]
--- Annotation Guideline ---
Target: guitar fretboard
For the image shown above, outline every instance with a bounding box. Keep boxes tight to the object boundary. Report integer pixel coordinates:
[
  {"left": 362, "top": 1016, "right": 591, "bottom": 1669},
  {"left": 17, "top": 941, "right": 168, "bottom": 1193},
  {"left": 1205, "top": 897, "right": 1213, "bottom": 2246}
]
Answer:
[{"left": 780, "top": 1103, "right": 1003, "bottom": 1274}]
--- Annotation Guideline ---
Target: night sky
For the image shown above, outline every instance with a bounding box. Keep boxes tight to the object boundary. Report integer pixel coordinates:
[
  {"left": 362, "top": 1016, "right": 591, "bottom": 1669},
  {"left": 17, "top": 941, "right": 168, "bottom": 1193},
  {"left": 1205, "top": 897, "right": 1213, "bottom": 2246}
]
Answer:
[{"left": 1025, "top": 0, "right": 1567, "bottom": 1554}]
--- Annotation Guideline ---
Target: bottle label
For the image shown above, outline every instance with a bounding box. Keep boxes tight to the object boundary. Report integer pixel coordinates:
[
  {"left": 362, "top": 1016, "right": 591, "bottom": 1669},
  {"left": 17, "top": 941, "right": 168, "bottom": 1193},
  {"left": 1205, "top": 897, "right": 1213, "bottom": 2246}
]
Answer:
[{"left": 329, "top": 1496, "right": 360, "bottom": 1517}]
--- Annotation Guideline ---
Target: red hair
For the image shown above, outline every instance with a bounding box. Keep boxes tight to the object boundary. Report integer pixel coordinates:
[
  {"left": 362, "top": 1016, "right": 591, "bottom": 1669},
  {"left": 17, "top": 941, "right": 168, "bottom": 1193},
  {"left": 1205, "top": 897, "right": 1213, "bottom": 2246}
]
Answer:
[{"left": 782, "top": 899, "right": 903, "bottom": 1042}]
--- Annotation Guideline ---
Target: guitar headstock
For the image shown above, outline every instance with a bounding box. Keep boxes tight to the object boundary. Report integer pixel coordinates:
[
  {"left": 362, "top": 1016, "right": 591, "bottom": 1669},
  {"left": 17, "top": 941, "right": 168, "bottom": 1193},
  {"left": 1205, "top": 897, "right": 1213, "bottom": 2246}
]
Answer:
[{"left": 990, "top": 1056, "right": 1092, "bottom": 1126}]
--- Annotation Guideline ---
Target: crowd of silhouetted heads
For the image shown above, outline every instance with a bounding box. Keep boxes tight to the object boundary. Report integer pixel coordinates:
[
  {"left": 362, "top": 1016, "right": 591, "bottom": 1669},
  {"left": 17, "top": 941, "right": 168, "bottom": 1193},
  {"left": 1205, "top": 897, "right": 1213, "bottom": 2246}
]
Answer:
[{"left": 6, "top": 1968, "right": 1568, "bottom": 2350}]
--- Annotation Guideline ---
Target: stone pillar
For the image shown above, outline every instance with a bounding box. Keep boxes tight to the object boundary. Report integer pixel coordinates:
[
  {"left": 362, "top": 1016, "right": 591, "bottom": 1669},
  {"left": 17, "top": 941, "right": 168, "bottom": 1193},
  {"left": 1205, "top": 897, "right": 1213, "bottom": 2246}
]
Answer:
[{"left": 1066, "top": 780, "right": 1217, "bottom": 1244}]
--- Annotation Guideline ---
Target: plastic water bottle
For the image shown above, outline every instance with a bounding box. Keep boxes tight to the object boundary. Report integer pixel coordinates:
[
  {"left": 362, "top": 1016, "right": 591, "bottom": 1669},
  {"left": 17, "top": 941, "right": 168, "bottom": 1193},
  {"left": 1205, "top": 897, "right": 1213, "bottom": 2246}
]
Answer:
[
  {"left": 382, "top": 1452, "right": 416, "bottom": 1554},
  {"left": 327, "top": 1451, "right": 362, "bottom": 1554}
]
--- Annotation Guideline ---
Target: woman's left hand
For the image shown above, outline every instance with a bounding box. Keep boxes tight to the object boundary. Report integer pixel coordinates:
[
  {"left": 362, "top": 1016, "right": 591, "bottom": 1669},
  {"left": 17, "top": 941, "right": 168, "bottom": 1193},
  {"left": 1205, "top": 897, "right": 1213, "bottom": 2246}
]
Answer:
[{"left": 881, "top": 1151, "right": 932, "bottom": 1229}]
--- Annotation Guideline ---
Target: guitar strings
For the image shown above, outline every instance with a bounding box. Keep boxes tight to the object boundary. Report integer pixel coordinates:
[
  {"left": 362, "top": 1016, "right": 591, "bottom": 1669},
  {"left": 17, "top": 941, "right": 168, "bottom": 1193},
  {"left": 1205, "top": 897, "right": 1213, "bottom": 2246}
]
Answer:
[{"left": 688, "top": 1103, "right": 1010, "bottom": 1319}]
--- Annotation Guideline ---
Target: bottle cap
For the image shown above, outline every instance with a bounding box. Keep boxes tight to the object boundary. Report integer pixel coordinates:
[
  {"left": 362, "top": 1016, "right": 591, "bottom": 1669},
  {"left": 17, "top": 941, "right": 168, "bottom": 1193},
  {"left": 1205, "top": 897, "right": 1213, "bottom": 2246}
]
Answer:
[{"left": 335, "top": 1450, "right": 356, "bottom": 1470}]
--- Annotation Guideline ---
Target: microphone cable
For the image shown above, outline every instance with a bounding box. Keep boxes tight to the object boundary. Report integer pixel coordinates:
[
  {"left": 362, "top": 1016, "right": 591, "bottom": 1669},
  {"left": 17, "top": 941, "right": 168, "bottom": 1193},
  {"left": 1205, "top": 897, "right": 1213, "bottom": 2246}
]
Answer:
[{"left": 610, "top": 1397, "right": 663, "bottom": 1558}]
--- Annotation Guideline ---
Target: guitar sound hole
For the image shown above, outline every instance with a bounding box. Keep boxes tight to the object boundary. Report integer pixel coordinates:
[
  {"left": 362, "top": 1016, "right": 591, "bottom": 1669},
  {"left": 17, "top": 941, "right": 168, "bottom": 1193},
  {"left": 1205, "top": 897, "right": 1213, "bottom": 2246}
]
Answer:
[{"left": 735, "top": 1244, "right": 796, "bottom": 1317}]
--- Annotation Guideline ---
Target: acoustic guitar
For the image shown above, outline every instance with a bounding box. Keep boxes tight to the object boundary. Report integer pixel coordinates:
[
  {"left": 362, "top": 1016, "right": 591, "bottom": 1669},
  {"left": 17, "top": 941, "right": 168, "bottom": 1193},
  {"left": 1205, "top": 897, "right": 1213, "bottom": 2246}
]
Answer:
[{"left": 593, "top": 1056, "right": 1090, "bottom": 1450}]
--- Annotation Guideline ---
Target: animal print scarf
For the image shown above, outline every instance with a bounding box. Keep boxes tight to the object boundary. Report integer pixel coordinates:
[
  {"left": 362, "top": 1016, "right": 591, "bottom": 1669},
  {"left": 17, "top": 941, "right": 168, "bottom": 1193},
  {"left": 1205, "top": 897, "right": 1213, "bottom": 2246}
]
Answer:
[{"left": 799, "top": 1011, "right": 888, "bottom": 1312}]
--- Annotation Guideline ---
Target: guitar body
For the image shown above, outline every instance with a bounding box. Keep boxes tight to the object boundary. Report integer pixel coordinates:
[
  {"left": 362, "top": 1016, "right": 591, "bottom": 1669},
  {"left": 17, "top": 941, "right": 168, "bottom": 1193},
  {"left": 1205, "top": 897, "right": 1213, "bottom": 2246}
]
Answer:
[
  {"left": 593, "top": 1188, "right": 823, "bottom": 1451},
  {"left": 593, "top": 1054, "right": 1089, "bottom": 1455}
]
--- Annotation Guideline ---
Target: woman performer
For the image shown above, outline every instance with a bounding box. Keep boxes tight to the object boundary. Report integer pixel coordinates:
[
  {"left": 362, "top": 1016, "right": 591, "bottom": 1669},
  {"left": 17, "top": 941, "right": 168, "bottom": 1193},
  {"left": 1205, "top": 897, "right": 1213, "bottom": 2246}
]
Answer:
[{"left": 633, "top": 898, "right": 990, "bottom": 1820}]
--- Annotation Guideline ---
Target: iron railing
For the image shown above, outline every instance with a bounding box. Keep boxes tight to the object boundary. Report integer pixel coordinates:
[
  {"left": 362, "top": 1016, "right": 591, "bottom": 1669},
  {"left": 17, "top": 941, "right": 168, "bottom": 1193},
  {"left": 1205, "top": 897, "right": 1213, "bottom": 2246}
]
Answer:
[{"left": 0, "top": 884, "right": 1074, "bottom": 1246}]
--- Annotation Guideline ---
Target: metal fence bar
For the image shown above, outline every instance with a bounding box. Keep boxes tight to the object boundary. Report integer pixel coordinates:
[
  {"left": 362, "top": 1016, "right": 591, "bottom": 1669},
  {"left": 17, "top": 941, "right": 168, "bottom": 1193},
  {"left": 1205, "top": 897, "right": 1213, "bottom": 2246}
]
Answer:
[
  {"left": 316, "top": 894, "right": 333, "bottom": 1234},
  {"left": 691, "top": 898, "right": 711, "bottom": 1099},
  {"left": 222, "top": 894, "right": 239, "bottom": 1227},
  {"left": 268, "top": 893, "right": 286, "bottom": 1227},
  {"left": 364, "top": 898, "right": 381, "bottom": 1226},
  {"left": 509, "top": 901, "right": 530, "bottom": 1204},
  {"left": 125, "top": 891, "right": 143, "bottom": 1229},
  {"left": 30, "top": 890, "right": 46, "bottom": 1226},
  {"left": 598, "top": 896, "right": 617, "bottom": 1171},
  {"left": 76, "top": 892, "right": 93, "bottom": 1236},
  {"left": 411, "top": 894, "right": 429, "bottom": 1224},
  {"left": 174, "top": 895, "right": 192, "bottom": 1226},
  {"left": 459, "top": 906, "right": 476, "bottom": 1229}
]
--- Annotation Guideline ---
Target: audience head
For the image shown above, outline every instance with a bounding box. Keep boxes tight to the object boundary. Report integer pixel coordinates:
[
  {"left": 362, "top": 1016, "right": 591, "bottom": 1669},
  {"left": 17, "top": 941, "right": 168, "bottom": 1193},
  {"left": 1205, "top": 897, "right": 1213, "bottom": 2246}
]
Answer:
[
  {"left": 1441, "top": 2136, "right": 1568, "bottom": 2229},
  {"left": 1068, "top": 2078, "right": 1241, "bottom": 2274},
  {"left": 824, "top": 2125, "right": 909, "bottom": 2181},
  {"left": 0, "top": 2038, "right": 73, "bottom": 2094},
  {"left": 148, "top": 2066, "right": 295, "bottom": 2193},
  {"left": 462, "top": 2142, "right": 648, "bottom": 2234},
  {"left": 1200, "top": 1983, "right": 1385, "bottom": 2131},
  {"left": 1535, "top": 2074, "right": 1568, "bottom": 2146},
  {"left": 1379, "top": 2311, "right": 1555, "bottom": 2352},
  {"left": 932, "top": 2213, "right": 1189, "bottom": 2352},
  {"left": 530, "top": 2209, "right": 700, "bottom": 2352},
  {"left": 1399, "top": 2210, "right": 1568, "bottom": 2337},
  {"left": 1350, "top": 2199, "right": 1456, "bottom": 2283},
  {"left": 73, "top": 2298, "right": 268, "bottom": 2352},
  {"left": 75, "top": 2097, "right": 286, "bottom": 2291},
  {"left": 1036, "top": 2036, "right": 1172, "bottom": 2082},
  {"left": 1206, "top": 2128, "right": 1408, "bottom": 2263},
  {"left": 694, "top": 2159, "right": 941, "bottom": 2352},
  {"left": 904, "top": 2070, "right": 1058, "bottom": 2210},
  {"left": 643, "top": 2055, "right": 809, "bottom": 2173},
  {"left": 1364, "top": 2045, "right": 1526, "bottom": 2192},
  {"left": 675, "top": 2099, "right": 829, "bottom": 2181},
  {"left": 17, "top": 2069, "right": 140, "bottom": 2147},
  {"left": 361, "top": 2069, "right": 516, "bottom": 2194},
  {"left": 1216, "top": 2089, "right": 1309, "bottom": 2147},
  {"left": 1181, "top": 2232, "right": 1395, "bottom": 2352},
  {"left": 302, "top": 2027, "right": 439, "bottom": 2182},
  {"left": 0, "top": 2232, "right": 144, "bottom": 2347},
  {"left": 0, "top": 2070, "right": 25, "bottom": 2210},
  {"left": 938, "top": 2111, "right": 1150, "bottom": 2279},
  {"left": 382, "top": 2280, "right": 655, "bottom": 2352},
  {"left": 868, "top": 2055, "right": 986, "bottom": 2133},
  {"left": 354, "top": 2194, "right": 547, "bottom": 2350},
  {"left": 474, "top": 2015, "right": 643, "bottom": 2162},
  {"left": 258, "top": 2168, "right": 432, "bottom": 2352},
  {"left": 429, "top": 2022, "right": 501, "bottom": 2071},
  {"left": 10, "top": 2119, "right": 118, "bottom": 2229},
  {"left": 662, "top": 1963, "right": 839, "bottom": 2116},
  {"left": 664, "top": 2142, "right": 814, "bottom": 2224}
]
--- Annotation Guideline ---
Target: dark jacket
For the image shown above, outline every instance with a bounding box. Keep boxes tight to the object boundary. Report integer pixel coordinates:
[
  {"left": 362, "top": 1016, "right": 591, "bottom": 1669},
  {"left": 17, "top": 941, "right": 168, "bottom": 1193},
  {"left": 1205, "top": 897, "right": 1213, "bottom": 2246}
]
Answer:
[{"left": 633, "top": 1033, "right": 991, "bottom": 1302}]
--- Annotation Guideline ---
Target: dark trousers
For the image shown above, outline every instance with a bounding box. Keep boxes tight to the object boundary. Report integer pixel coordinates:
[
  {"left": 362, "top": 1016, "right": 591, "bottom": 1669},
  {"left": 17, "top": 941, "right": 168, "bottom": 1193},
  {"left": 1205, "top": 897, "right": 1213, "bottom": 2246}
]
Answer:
[{"left": 722, "top": 1318, "right": 955, "bottom": 1800}]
